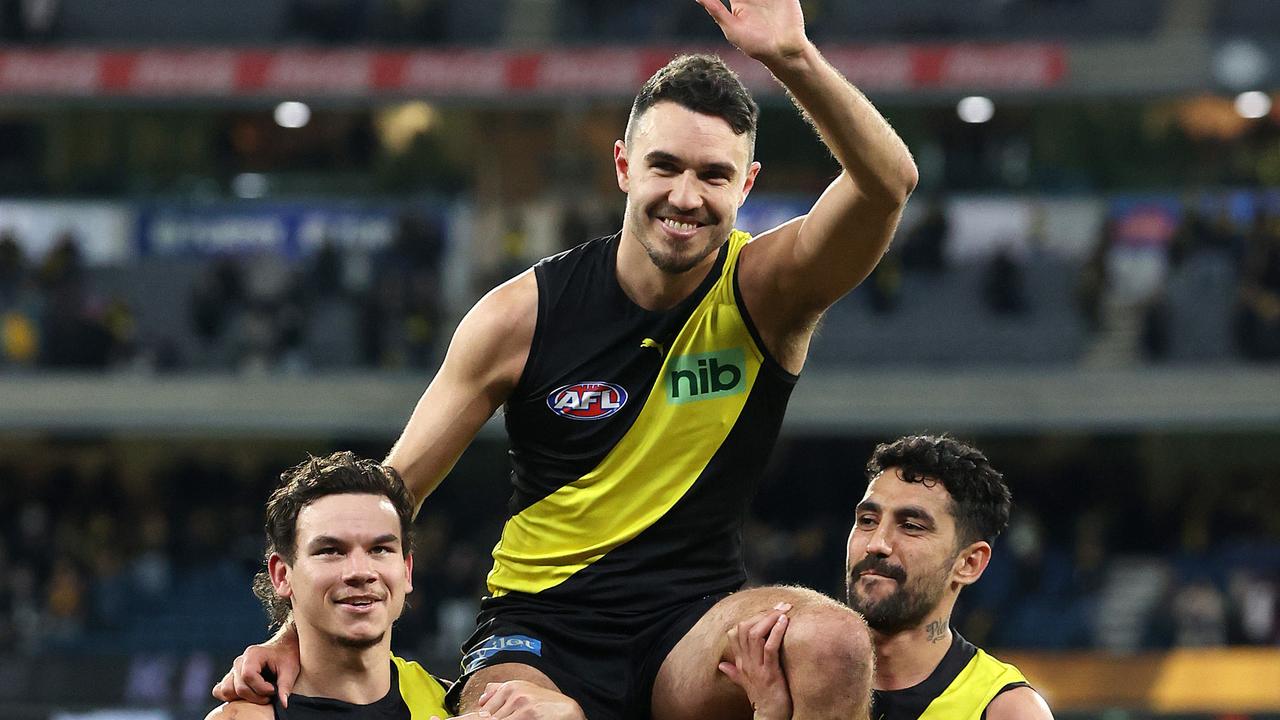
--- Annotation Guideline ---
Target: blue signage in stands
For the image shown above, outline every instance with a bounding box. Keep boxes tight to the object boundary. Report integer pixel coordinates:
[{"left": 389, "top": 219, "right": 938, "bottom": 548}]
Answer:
[{"left": 134, "top": 202, "right": 418, "bottom": 258}]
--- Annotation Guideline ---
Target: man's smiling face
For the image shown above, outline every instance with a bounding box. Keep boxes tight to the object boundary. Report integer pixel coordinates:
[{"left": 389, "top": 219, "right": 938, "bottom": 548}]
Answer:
[
  {"left": 615, "top": 100, "right": 759, "bottom": 275},
  {"left": 273, "top": 493, "right": 413, "bottom": 649}
]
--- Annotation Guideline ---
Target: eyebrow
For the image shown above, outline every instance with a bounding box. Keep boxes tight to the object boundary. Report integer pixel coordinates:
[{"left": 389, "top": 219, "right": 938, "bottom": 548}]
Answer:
[
  {"left": 307, "top": 533, "right": 401, "bottom": 548},
  {"left": 643, "top": 150, "right": 737, "bottom": 178},
  {"left": 855, "top": 501, "right": 937, "bottom": 528}
]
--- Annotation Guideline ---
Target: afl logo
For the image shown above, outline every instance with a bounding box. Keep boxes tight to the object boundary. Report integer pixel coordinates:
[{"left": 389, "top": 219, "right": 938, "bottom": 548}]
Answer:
[{"left": 547, "top": 381, "right": 628, "bottom": 420}]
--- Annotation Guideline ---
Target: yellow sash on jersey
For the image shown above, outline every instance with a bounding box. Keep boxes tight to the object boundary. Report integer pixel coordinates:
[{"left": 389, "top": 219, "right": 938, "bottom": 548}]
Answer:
[
  {"left": 393, "top": 655, "right": 451, "bottom": 718},
  {"left": 487, "top": 230, "right": 761, "bottom": 596},
  {"left": 917, "top": 648, "right": 1028, "bottom": 719}
]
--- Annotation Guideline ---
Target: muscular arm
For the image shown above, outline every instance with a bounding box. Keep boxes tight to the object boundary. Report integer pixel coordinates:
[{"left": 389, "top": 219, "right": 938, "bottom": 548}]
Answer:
[
  {"left": 986, "top": 686, "right": 1054, "bottom": 720},
  {"left": 386, "top": 270, "right": 537, "bottom": 511},
  {"left": 698, "top": 0, "right": 917, "bottom": 368},
  {"left": 214, "top": 273, "right": 536, "bottom": 704}
]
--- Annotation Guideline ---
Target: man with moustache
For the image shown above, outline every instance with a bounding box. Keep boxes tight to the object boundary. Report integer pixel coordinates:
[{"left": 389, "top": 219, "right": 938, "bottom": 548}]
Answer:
[
  {"left": 216, "top": 0, "right": 917, "bottom": 717},
  {"left": 719, "top": 436, "right": 1054, "bottom": 720}
]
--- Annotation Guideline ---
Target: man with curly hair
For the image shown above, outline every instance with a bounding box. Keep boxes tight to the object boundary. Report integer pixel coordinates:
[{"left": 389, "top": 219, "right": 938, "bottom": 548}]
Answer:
[
  {"left": 720, "top": 435, "right": 1054, "bottom": 720},
  {"left": 208, "top": 452, "right": 583, "bottom": 720}
]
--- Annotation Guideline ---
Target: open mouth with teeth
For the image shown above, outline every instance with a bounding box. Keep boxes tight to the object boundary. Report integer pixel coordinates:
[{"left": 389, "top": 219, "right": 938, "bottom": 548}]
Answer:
[
  {"left": 337, "top": 596, "right": 381, "bottom": 609},
  {"left": 660, "top": 218, "right": 701, "bottom": 232}
]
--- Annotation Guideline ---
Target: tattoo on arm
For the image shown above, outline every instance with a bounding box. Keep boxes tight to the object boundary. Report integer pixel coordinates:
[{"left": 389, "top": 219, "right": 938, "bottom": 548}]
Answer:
[{"left": 926, "top": 619, "right": 947, "bottom": 643}]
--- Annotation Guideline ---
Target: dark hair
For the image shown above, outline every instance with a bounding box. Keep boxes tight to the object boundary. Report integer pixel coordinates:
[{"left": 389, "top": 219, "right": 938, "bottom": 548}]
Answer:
[
  {"left": 627, "top": 54, "right": 759, "bottom": 154},
  {"left": 866, "top": 435, "right": 1011, "bottom": 548},
  {"left": 252, "top": 451, "right": 415, "bottom": 627}
]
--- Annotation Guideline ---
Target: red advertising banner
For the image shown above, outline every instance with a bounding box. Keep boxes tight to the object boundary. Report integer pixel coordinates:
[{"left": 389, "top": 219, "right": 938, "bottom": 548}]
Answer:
[{"left": 0, "top": 44, "right": 1067, "bottom": 98}]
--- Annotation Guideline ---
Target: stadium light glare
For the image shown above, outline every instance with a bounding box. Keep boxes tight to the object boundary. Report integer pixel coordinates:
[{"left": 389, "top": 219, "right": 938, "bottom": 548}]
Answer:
[
  {"left": 957, "top": 96, "right": 995, "bottom": 124},
  {"left": 1234, "top": 91, "right": 1272, "bottom": 120},
  {"left": 274, "top": 101, "right": 312, "bottom": 129}
]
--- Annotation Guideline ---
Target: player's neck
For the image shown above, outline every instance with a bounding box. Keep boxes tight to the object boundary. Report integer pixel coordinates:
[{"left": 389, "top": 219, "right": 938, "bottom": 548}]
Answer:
[
  {"left": 294, "top": 631, "right": 392, "bottom": 705},
  {"left": 871, "top": 614, "right": 954, "bottom": 692},
  {"left": 616, "top": 226, "right": 717, "bottom": 311}
]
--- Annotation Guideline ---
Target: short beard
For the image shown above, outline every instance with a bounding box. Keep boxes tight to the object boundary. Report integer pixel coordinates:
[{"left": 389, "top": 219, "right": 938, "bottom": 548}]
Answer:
[
  {"left": 642, "top": 238, "right": 721, "bottom": 274},
  {"left": 845, "top": 555, "right": 950, "bottom": 636},
  {"left": 334, "top": 631, "right": 385, "bottom": 650},
  {"left": 627, "top": 202, "right": 727, "bottom": 275}
]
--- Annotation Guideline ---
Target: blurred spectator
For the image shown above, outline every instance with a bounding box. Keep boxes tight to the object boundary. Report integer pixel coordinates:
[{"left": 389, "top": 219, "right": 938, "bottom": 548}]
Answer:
[
  {"left": 0, "top": 228, "right": 25, "bottom": 305},
  {"left": 1169, "top": 204, "right": 1244, "bottom": 270},
  {"left": 35, "top": 230, "right": 126, "bottom": 368},
  {"left": 900, "top": 199, "right": 949, "bottom": 273},
  {"left": 1, "top": 305, "right": 40, "bottom": 367},
  {"left": 191, "top": 257, "right": 247, "bottom": 352},
  {"left": 1168, "top": 577, "right": 1229, "bottom": 647},
  {"left": 983, "top": 248, "right": 1027, "bottom": 315},
  {"left": 1234, "top": 210, "right": 1280, "bottom": 360},
  {"left": 1080, "top": 204, "right": 1180, "bottom": 365},
  {"left": 44, "top": 557, "right": 86, "bottom": 642},
  {"left": 1077, "top": 216, "right": 1113, "bottom": 331},
  {"left": 1229, "top": 570, "right": 1279, "bottom": 645},
  {"left": 306, "top": 240, "right": 346, "bottom": 300},
  {"left": 362, "top": 211, "right": 446, "bottom": 368},
  {"left": 130, "top": 511, "right": 174, "bottom": 602},
  {"left": 8, "top": 563, "right": 41, "bottom": 651},
  {"left": 864, "top": 254, "right": 903, "bottom": 314}
]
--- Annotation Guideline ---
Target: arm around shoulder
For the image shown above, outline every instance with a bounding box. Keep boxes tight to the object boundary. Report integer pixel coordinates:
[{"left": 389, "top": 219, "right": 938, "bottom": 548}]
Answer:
[
  {"left": 206, "top": 701, "right": 274, "bottom": 720},
  {"left": 985, "top": 686, "right": 1054, "bottom": 720}
]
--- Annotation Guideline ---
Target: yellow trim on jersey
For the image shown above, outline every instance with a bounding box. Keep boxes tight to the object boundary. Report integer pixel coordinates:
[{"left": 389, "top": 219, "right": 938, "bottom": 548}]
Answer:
[
  {"left": 487, "top": 230, "right": 760, "bottom": 596},
  {"left": 917, "top": 648, "right": 1028, "bottom": 720},
  {"left": 393, "top": 655, "right": 451, "bottom": 718}
]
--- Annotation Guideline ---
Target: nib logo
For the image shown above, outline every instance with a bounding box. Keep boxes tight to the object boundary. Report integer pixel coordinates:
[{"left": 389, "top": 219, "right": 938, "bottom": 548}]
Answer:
[{"left": 667, "top": 348, "right": 746, "bottom": 404}]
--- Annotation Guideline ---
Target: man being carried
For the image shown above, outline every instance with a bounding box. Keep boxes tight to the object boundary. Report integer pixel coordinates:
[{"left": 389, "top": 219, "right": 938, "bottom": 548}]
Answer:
[
  {"left": 217, "top": 1, "right": 917, "bottom": 717},
  {"left": 720, "top": 436, "right": 1055, "bottom": 720}
]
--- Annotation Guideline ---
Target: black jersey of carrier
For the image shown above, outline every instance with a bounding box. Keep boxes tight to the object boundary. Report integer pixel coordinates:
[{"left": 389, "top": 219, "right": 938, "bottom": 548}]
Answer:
[
  {"left": 870, "top": 632, "right": 1030, "bottom": 720},
  {"left": 489, "top": 230, "right": 797, "bottom": 611}
]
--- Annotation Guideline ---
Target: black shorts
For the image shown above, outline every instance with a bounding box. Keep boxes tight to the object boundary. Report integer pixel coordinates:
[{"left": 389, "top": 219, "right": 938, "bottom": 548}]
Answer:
[{"left": 445, "top": 591, "right": 729, "bottom": 720}]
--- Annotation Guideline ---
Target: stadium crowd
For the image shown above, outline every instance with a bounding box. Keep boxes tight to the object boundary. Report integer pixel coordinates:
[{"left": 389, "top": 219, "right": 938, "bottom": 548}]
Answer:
[
  {"left": 0, "top": 211, "right": 448, "bottom": 373},
  {"left": 1, "top": 435, "right": 1277, "bottom": 662},
  {"left": 3, "top": 194, "right": 1279, "bottom": 373}
]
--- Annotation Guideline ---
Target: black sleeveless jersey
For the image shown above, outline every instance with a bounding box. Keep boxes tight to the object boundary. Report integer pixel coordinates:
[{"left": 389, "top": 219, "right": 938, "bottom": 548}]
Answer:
[
  {"left": 486, "top": 230, "right": 797, "bottom": 611},
  {"left": 271, "top": 656, "right": 449, "bottom": 719},
  {"left": 871, "top": 633, "right": 1030, "bottom": 720}
]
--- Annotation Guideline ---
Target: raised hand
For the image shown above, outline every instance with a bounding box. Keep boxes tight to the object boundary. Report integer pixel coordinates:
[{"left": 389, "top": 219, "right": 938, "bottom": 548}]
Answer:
[
  {"left": 693, "top": 0, "right": 810, "bottom": 64},
  {"left": 718, "top": 603, "right": 793, "bottom": 720}
]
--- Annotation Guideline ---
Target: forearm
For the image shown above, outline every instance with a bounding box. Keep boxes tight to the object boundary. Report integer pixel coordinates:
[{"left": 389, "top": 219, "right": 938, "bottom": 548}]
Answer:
[
  {"left": 385, "top": 273, "right": 534, "bottom": 510},
  {"left": 763, "top": 43, "right": 917, "bottom": 205},
  {"left": 384, "top": 408, "right": 478, "bottom": 515}
]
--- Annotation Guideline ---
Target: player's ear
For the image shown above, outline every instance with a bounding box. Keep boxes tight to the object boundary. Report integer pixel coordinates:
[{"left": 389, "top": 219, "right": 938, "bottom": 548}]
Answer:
[
  {"left": 269, "top": 552, "right": 294, "bottom": 598},
  {"left": 739, "top": 161, "right": 761, "bottom": 206},
  {"left": 404, "top": 553, "right": 414, "bottom": 595},
  {"left": 615, "top": 140, "right": 631, "bottom": 193},
  {"left": 952, "top": 541, "right": 991, "bottom": 587}
]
